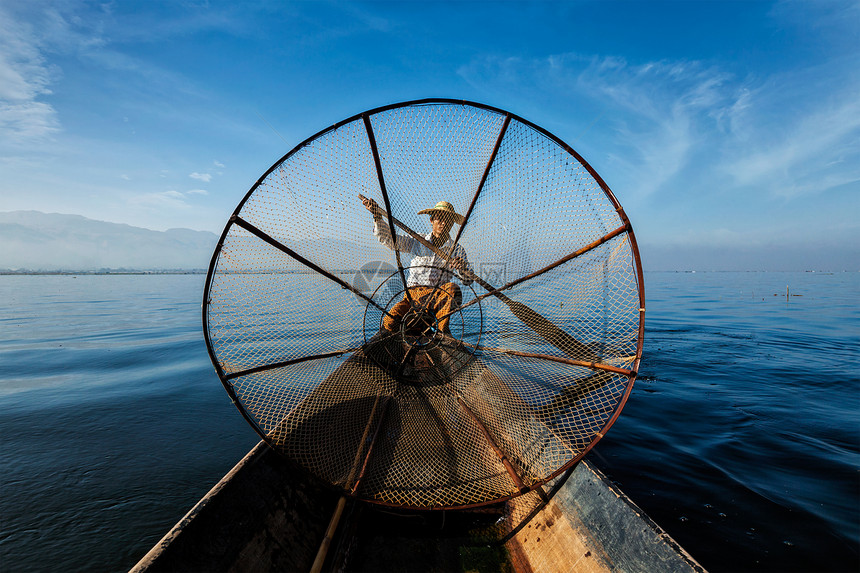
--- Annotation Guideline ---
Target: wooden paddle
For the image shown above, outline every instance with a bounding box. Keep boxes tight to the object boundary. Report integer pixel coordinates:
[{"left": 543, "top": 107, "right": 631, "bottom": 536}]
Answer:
[{"left": 358, "top": 194, "right": 598, "bottom": 363}]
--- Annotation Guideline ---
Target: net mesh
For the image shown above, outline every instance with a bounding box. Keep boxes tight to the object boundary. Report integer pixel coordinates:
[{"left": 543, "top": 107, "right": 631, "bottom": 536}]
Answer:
[{"left": 204, "top": 100, "right": 644, "bottom": 509}]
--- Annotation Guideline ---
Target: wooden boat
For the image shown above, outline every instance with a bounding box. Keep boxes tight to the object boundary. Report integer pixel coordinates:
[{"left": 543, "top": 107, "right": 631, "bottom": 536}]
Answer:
[
  {"left": 130, "top": 438, "right": 704, "bottom": 573},
  {"left": 131, "top": 328, "right": 706, "bottom": 572},
  {"left": 142, "top": 99, "right": 685, "bottom": 571},
  {"left": 131, "top": 339, "right": 703, "bottom": 573}
]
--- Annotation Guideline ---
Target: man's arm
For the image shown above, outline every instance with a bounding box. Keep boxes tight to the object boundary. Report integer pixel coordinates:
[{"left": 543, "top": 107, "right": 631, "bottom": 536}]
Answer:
[{"left": 360, "top": 195, "right": 415, "bottom": 253}]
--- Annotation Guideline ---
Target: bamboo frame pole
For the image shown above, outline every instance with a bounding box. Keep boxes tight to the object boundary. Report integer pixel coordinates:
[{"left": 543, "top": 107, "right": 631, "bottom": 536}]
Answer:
[
  {"left": 468, "top": 344, "right": 634, "bottom": 376},
  {"left": 458, "top": 397, "right": 529, "bottom": 494},
  {"left": 362, "top": 113, "right": 415, "bottom": 310},
  {"left": 309, "top": 388, "right": 388, "bottom": 573},
  {"left": 231, "top": 216, "right": 392, "bottom": 318}
]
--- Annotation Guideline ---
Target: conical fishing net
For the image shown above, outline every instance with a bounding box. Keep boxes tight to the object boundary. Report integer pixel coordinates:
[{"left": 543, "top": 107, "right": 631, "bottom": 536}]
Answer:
[{"left": 203, "top": 99, "right": 645, "bottom": 509}]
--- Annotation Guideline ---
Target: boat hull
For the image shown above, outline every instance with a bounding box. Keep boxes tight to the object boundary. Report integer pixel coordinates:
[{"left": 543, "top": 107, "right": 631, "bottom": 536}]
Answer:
[{"left": 131, "top": 441, "right": 704, "bottom": 572}]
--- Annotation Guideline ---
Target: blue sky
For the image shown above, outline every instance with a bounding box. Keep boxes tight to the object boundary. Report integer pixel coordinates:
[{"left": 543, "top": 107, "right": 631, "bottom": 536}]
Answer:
[{"left": 1, "top": 0, "right": 858, "bottom": 270}]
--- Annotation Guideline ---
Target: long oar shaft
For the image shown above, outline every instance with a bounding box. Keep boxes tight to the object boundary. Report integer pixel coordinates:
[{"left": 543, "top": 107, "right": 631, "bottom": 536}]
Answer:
[{"left": 310, "top": 496, "right": 346, "bottom": 573}]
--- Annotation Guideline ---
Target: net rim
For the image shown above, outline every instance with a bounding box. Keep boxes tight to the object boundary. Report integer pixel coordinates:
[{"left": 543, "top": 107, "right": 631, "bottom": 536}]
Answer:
[{"left": 200, "top": 98, "right": 646, "bottom": 510}]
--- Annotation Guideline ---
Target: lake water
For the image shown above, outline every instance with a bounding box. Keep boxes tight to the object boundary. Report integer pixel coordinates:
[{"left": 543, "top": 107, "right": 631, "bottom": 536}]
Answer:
[{"left": 0, "top": 272, "right": 857, "bottom": 572}]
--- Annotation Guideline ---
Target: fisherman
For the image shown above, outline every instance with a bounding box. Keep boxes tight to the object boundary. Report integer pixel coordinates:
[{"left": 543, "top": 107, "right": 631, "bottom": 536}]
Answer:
[{"left": 360, "top": 196, "right": 473, "bottom": 334}]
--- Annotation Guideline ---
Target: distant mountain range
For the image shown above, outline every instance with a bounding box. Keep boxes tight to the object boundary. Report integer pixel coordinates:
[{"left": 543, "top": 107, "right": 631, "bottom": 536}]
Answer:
[
  {"left": 0, "top": 211, "right": 219, "bottom": 271},
  {"left": 2, "top": 211, "right": 855, "bottom": 273}
]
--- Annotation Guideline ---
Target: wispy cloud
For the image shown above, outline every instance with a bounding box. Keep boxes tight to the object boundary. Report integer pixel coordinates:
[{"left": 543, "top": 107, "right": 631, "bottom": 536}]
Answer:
[
  {"left": 0, "top": 1, "right": 213, "bottom": 148},
  {"left": 0, "top": 6, "right": 60, "bottom": 141},
  {"left": 129, "top": 188, "right": 207, "bottom": 211},
  {"left": 130, "top": 190, "right": 190, "bottom": 211},
  {"left": 189, "top": 172, "right": 212, "bottom": 182},
  {"left": 723, "top": 67, "right": 860, "bottom": 197},
  {"left": 459, "top": 53, "right": 732, "bottom": 197},
  {"left": 459, "top": 41, "right": 859, "bottom": 202},
  {"left": 576, "top": 56, "right": 732, "bottom": 197}
]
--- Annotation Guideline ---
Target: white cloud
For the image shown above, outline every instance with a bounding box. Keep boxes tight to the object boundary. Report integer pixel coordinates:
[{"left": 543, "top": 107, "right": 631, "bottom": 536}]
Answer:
[
  {"left": 0, "top": 101, "right": 59, "bottom": 140},
  {"left": 459, "top": 53, "right": 732, "bottom": 198},
  {"left": 213, "top": 160, "right": 225, "bottom": 168},
  {"left": 723, "top": 70, "right": 860, "bottom": 197},
  {"left": 128, "top": 188, "right": 210, "bottom": 214},
  {"left": 0, "top": 6, "right": 60, "bottom": 140},
  {"left": 460, "top": 43, "right": 860, "bottom": 203},
  {"left": 129, "top": 190, "right": 190, "bottom": 211},
  {"left": 577, "top": 57, "right": 732, "bottom": 197},
  {"left": 190, "top": 172, "right": 212, "bottom": 182}
]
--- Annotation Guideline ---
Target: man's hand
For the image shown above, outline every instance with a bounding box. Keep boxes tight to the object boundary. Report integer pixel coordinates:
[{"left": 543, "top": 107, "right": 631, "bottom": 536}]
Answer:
[
  {"left": 359, "top": 195, "right": 382, "bottom": 218},
  {"left": 449, "top": 257, "right": 474, "bottom": 285}
]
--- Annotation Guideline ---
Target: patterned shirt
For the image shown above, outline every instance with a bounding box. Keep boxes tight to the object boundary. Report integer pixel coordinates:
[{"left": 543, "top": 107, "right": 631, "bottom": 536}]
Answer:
[{"left": 373, "top": 218, "right": 473, "bottom": 288}]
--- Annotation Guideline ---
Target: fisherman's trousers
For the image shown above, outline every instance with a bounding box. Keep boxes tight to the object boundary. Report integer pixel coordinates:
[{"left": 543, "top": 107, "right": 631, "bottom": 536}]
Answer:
[{"left": 383, "top": 283, "right": 462, "bottom": 334}]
